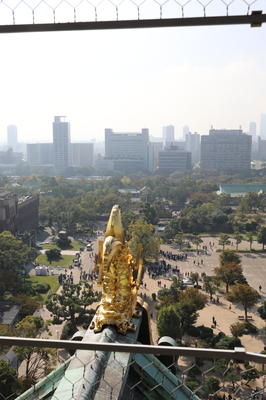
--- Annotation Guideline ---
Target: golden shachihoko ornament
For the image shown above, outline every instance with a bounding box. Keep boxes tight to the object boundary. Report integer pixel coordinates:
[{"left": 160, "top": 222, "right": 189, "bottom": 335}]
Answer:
[{"left": 90, "top": 205, "right": 142, "bottom": 335}]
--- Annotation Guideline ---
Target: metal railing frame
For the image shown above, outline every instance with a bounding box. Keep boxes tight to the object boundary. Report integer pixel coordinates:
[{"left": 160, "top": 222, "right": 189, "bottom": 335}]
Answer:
[
  {"left": 1, "top": 336, "right": 266, "bottom": 364},
  {"left": 0, "top": 12, "right": 265, "bottom": 34}
]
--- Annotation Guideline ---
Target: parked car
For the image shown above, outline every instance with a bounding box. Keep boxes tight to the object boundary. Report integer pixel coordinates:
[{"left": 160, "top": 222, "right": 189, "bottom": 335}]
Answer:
[{"left": 86, "top": 243, "right": 93, "bottom": 251}]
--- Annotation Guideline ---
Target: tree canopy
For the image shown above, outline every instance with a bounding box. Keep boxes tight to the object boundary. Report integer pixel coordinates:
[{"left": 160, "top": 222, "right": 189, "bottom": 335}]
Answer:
[
  {"left": 128, "top": 218, "right": 160, "bottom": 261},
  {"left": 228, "top": 284, "right": 260, "bottom": 321},
  {"left": 0, "top": 231, "right": 32, "bottom": 297}
]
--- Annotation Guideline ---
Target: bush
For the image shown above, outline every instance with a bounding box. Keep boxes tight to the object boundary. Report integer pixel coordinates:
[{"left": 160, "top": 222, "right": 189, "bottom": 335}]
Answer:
[
  {"left": 215, "top": 335, "right": 242, "bottom": 350},
  {"left": 230, "top": 322, "right": 245, "bottom": 337},
  {"left": 185, "top": 380, "right": 199, "bottom": 391},
  {"left": 187, "top": 325, "right": 214, "bottom": 340},
  {"left": 35, "top": 283, "right": 51, "bottom": 294}
]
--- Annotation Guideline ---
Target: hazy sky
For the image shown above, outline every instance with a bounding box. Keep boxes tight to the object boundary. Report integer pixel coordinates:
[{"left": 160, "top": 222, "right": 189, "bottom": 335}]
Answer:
[{"left": 0, "top": 1, "right": 266, "bottom": 143}]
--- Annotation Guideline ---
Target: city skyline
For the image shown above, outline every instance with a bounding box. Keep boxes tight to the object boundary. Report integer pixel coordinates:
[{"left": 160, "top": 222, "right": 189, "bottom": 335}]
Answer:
[{"left": 0, "top": 16, "right": 265, "bottom": 142}]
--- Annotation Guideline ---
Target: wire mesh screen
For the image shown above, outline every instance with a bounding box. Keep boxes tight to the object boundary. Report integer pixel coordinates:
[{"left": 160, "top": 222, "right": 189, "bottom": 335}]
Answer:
[
  {"left": 0, "top": 337, "right": 266, "bottom": 400},
  {"left": 0, "top": 0, "right": 265, "bottom": 29}
]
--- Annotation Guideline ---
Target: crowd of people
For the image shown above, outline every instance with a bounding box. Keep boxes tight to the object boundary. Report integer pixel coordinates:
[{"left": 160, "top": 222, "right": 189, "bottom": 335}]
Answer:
[{"left": 159, "top": 249, "right": 188, "bottom": 261}]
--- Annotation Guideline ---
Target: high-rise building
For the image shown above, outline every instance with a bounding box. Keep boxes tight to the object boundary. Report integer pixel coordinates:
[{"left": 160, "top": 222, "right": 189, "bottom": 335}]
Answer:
[
  {"left": 148, "top": 142, "right": 163, "bottom": 172},
  {"left": 27, "top": 143, "right": 54, "bottom": 165},
  {"left": 182, "top": 125, "right": 190, "bottom": 139},
  {"left": 258, "top": 137, "right": 266, "bottom": 161},
  {"left": 104, "top": 128, "right": 149, "bottom": 172},
  {"left": 158, "top": 145, "right": 192, "bottom": 173},
  {"left": 7, "top": 125, "right": 18, "bottom": 149},
  {"left": 70, "top": 143, "right": 94, "bottom": 168},
  {"left": 200, "top": 129, "right": 251, "bottom": 171},
  {"left": 53, "top": 116, "right": 70, "bottom": 173},
  {"left": 162, "top": 125, "right": 175, "bottom": 147},
  {"left": 249, "top": 121, "right": 257, "bottom": 136},
  {"left": 185, "top": 132, "right": 200, "bottom": 164},
  {"left": 260, "top": 114, "right": 266, "bottom": 139}
]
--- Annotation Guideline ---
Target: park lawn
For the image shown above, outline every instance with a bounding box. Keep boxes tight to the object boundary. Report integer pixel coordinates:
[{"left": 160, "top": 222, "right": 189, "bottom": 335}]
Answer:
[
  {"left": 39, "top": 240, "right": 83, "bottom": 251},
  {"left": 29, "top": 275, "right": 60, "bottom": 303},
  {"left": 36, "top": 253, "right": 74, "bottom": 267}
]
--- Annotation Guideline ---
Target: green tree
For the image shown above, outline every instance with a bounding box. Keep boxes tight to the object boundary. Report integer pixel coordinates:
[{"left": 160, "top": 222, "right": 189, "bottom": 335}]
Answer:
[
  {"left": 175, "top": 301, "right": 198, "bottom": 333},
  {"left": 203, "top": 377, "right": 220, "bottom": 396},
  {"left": 14, "top": 316, "right": 54, "bottom": 382},
  {"left": 233, "top": 233, "right": 242, "bottom": 251},
  {"left": 219, "top": 250, "right": 241, "bottom": 266},
  {"left": 157, "top": 306, "right": 182, "bottom": 339},
  {"left": 175, "top": 233, "right": 184, "bottom": 250},
  {"left": 228, "top": 284, "right": 260, "bottom": 321},
  {"left": 247, "top": 232, "right": 254, "bottom": 251},
  {"left": 191, "top": 234, "right": 203, "bottom": 252},
  {"left": 140, "top": 202, "right": 158, "bottom": 225},
  {"left": 45, "top": 248, "right": 62, "bottom": 264},
  {"left": 0, "top": 231, "right": 32, "bottom": 297},
  {"left": 0, "top": 360, "right": 20, "bottom": 398},
  {"left": 257, "top": 227, "right": 266, "bottom": 250},
  {"left": 157, "top": 282, "right": 180, "bottom": 308},
  {"left": 214, "top": 262, "right": 244, "bottom": 293},
  {"left": 190, "top": 272, "right": 199, "bottom": 286},
  {"left": 46, "top": 281, "right": 100, "bottom": 329},
  {"left": 218, "top": 234, "right": 230, "bottom": 251},
  {"left": 180, "top": 288, "right": 207, "bottom": 311},
  {"left": 163, "top": 219, "right": 180, "bottom": 240},
  {"left": 128, "top": 218, "right": 160, "bottom": 261},
  {"left": 224, "top": 370, "right": 239, "bottom": 389},
  {"left": 242, "top": 365, "right": 260, "bottom": 384},
  {"left": 203, "top": 275, "right": 216, "bottom": 300}
]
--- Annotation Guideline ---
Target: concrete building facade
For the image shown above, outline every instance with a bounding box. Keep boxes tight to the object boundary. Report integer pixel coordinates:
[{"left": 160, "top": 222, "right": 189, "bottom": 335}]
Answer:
[
  {"left": 185, "top": 132, "right": 200, "bottom": 164},
  {"left": 27, "top": 143, "right": 54, "bottom": 166},
  {"left": 260, "top": 114, "right": 266, "bottom": 139},
  {"left": 200, "top": 129, "right": 251, "bottom": 171},
  {"left": 148, "top": 142, "right": 163, "bottom": 172},
  {"left": 158, "top": 145, "right": 192, "bottom": 173},
  {"left": 53, "top": 116, "right": 71, "bottom": 173},
  {"left": 0, "top": 192, "right": 39, "bottom": 233},
  {"left": 70, "top": 143, "right": 94, "bottom": 168},
  {"left": 104, "top": 128, "right": 149, "bottom": 171},
  {"left": 162, "top": 125, "right": 175, "bottom": 147},
  {"left": 258, "top": 137, "right": 266, "bottom": 161},
  {"left": 7, "top": 125, "right": 18, "bottom": 149}
]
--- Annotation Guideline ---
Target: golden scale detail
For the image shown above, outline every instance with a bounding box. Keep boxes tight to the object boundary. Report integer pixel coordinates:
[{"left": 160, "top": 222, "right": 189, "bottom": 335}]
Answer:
[{"left": 90, "top": 205, "right": 143, "bottom": 335}]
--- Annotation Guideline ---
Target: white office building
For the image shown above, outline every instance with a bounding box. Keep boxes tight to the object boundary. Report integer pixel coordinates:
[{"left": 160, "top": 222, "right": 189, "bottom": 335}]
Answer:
[{"left": 53, "top": 116, "right": 70, "bottom": 173}]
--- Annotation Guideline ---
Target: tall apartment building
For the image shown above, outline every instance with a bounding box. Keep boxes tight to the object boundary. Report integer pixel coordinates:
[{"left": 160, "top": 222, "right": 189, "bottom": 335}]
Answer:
[
  {"left": 53, "top": 116, "right": 70, "bottom": 173},
  {"left": 104, "top": 128, "right": 149, "bottom": 172},
  {"left": 185, "top": 132, "right": 200, "bottom": 164},
  {"left": 260, "top": 114, "right": 266, "bottom": 139},
  {"left": 162, "top": 125, "right": 175, "bottom": 147},
  {"left": 200, "top": 129, "right": 251, "bottom": 171},
  {"left": 27, "top": 143, "right": 54, "bottom": 166},
  {"left": 7, "top": 125, "right": 18, "bottom": 149},
  {"left": 70, "top": 143, "right": 94, "bottom": 168},
  {"left": 158, "top": 145, "right": 192, "bottom": 173}
]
